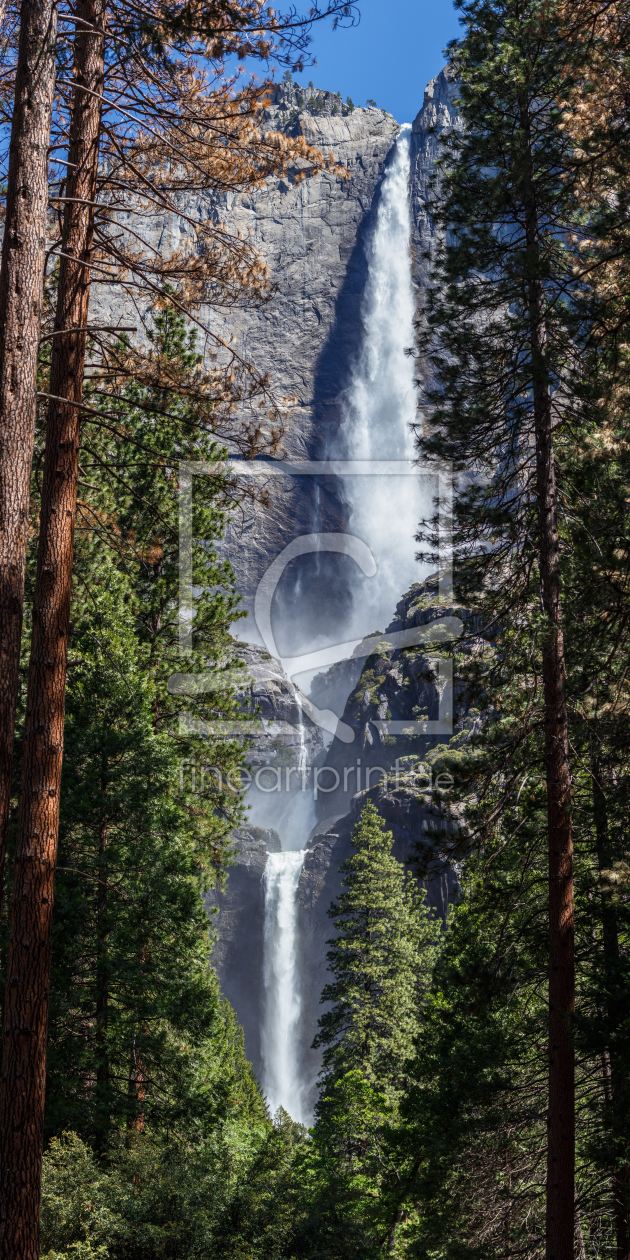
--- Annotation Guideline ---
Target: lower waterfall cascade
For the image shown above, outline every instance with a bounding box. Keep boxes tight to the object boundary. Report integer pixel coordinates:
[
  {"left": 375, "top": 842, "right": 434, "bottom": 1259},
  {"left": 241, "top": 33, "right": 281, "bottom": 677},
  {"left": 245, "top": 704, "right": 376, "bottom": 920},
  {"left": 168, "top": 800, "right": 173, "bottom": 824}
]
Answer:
[
  {"left": 256, "top": 123, "right": 423, "bottom": 1122},
  {"left": 261, "top": 850, "right": 308, "bottom": 1123}
]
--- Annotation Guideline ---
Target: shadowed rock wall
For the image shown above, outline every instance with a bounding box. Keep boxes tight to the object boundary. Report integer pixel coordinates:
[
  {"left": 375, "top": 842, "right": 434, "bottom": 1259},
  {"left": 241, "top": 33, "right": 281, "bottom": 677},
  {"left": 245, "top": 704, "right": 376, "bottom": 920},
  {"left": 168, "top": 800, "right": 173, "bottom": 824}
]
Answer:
[{"left": 205, "top": 825, "right": 281, "bottom": 1080}]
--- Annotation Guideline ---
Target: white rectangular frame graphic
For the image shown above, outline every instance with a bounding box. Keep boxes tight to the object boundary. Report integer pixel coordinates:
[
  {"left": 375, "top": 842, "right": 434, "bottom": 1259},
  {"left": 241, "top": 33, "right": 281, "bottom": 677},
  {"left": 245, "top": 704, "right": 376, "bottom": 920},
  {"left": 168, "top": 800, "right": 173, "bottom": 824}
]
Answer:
[{"left": 176, "top": 458, "right": 458, "bottom": 739}]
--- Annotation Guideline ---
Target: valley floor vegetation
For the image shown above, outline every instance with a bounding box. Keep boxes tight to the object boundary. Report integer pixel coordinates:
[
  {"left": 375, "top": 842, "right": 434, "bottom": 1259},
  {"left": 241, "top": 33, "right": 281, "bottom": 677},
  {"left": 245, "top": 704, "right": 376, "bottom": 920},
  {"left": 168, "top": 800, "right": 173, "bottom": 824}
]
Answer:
[{"left": 1, "top": 0, "right": 630, "bottom": 1257}]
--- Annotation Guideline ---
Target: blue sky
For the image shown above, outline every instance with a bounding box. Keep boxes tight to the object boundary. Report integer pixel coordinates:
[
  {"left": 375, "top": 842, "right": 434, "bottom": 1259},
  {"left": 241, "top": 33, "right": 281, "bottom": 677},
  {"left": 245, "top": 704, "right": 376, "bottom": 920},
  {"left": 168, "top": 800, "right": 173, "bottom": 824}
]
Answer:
[{"left": 278, "top": 0, "right": 462, "bottom": 125}]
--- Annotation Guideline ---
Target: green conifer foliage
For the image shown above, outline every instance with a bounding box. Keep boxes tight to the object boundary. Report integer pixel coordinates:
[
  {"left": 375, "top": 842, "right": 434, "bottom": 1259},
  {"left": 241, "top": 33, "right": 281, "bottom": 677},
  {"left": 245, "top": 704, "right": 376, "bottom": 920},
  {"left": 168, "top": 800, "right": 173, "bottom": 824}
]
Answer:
[
  {"left": 414, "top": 2, "right": 599, "bottom": 1250},
  {"left": 314, "top": 802, "right": 438, "bottom": 1105},
  {"left": 398, "top": 836, "right": 550, "bottom": 1257},
  {"left": 4, "top": 306, "right": 256, "bottom": 1150}
]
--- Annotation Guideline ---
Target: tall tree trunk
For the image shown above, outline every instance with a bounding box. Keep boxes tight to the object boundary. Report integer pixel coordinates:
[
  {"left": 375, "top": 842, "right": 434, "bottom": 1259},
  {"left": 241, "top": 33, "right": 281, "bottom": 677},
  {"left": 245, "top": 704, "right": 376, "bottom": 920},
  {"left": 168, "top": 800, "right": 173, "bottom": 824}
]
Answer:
[
  {"left": 522, "top": 110, "right": 575, "bottom": 1260},
  {"left": 0, "top": 0, "right": 57, "bottom": 917},
  {"left": 592, "top": 759, "right": 630, "bottom": 1260},
  {"left": 0, "top": 4, "right": 105, "bottom": 1253},
  {"left": 532, "top": 291, "right": 575, "bottom": 1260},
  {"left": 574, "top": 1193, "right": 586, "bottom": 1260},
  {"left": 127, "top": 1037, "right": 146, "bottom": 1134}
]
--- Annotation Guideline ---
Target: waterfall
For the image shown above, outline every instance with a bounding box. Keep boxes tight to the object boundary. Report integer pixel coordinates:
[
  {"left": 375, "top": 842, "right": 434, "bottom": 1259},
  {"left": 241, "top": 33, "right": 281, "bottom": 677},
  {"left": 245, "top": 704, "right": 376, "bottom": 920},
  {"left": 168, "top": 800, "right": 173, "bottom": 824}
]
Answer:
[
  {"left": 258, "top": 125, "right": 423, "bottom": 1124},
  {"left": 259, "top": 696, "right": 312, "bottom": 1121},
  {"left": 295, "top": 694, "right": 308, "bottom": 790},
  {"left": 337, "top": 122, "right": 423, "bottom": 638},
  {"left": 261, "top": 850, "right": 306, "bottom": 1121}
]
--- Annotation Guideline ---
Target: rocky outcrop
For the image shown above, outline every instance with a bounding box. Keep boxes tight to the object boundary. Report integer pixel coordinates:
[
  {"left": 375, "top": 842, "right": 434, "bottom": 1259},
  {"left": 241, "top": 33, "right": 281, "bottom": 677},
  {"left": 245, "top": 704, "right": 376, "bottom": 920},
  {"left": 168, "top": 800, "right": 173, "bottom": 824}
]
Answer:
[
  {"left": 234, "top": 642, "right": 325, "bottom": 772},
  {"left": 219, "top": 82, "right": 400, "bottom": 470},
  {"left": 217, "top": 87, "right": 402, "bottom": 639},
  {"left": 310, "top": 573, "right": 481, "bottom": 822},
  {"left": 409, "top": 65, "right": 463, "bottom": 290}
]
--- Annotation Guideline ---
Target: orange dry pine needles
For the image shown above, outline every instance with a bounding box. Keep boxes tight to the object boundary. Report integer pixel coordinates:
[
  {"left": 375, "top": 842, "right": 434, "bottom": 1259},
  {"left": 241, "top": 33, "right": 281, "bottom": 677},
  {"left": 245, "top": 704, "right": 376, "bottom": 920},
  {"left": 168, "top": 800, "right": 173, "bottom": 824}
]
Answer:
[
  {"left": 44, "top": 67, "right": 348, "bottom": 453},
  {"left": 45, "top": 52, "right": 347, "bottom": 445},
  {"left": 558, "top": 0, "right": 630, "bottom": 403}
]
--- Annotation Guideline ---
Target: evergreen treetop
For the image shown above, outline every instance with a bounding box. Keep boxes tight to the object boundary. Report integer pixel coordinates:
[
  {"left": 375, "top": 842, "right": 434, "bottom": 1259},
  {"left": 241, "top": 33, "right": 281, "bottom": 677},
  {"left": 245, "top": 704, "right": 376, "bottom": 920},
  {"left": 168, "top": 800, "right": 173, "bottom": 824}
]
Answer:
[{"left": 314, "top": 802, "right": 438, "bottom": 1106}]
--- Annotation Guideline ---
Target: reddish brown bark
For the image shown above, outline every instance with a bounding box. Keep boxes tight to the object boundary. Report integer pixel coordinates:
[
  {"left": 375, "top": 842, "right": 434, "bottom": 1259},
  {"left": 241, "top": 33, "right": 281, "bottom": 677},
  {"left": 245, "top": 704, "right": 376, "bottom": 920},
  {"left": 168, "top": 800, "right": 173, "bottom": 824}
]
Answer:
[
  {"left": 127, "top": 1028, "right": 146, "bottom": 1133},
  {"left": 533, "top": 324, "right": 575, "bottom": 1260},
  {"left": 0, "top": 0, "right": 57, "bottom": 914},
  {"left": 0, "top": 3, "right": 105, "bottom": 1253},
  {"left": 522, "top": 108, "right": 575, "bottom": 1260}
]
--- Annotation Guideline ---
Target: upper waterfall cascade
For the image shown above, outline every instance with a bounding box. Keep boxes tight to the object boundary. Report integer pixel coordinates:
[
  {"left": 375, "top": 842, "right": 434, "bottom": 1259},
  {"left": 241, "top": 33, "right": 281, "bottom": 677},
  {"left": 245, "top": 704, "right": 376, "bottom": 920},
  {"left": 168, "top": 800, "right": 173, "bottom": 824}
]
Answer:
[{"left": 337, "top": 123, "right": 424, "bottom": 641}]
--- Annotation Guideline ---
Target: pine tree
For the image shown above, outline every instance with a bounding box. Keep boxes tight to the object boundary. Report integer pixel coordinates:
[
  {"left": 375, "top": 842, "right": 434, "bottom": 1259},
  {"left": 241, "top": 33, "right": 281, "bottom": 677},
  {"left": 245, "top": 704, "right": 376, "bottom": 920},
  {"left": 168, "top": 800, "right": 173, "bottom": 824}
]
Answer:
[
  {"left": 314, "top": 802, "right": 437, "bottom": 1104},
  {"left": 388, "top": 376, "right": 630, "bottom": 1256},
  {"left": 397, "top": 830, "right": 551, "bottom": 1258},
  {"left": 0, "top": 0, "right": 57, "bottom": 922},
  {"left": 557, "top": 423, "right": 630, "bottom": 1256},
  {"left": 36, "top": 307, "right": 249, "bottom": 1146},
  {"left": 414, "top": 3, "right": 599, "bottom": 1252},
  {"left": 0, "top": 307, "right": 255, "bottom": 1179},
  {"left": 40, "top": 571, "right": 238, "bottom": 1145}
]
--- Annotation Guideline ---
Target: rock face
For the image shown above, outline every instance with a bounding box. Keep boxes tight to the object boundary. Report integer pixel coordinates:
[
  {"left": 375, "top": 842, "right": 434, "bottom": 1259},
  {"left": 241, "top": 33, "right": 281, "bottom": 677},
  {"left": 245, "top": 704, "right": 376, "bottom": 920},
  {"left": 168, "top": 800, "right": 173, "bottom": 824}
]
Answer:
[
  {"left": 205, "top": 825, "right": 281, "bottom": 1079},
  {"left": 216, "top": 70, "right": 463, "bottom": 648},
  {"left": 234, "top": 642, "right": 325, "bottom": 774},
  {"left": 222, "top": 83, "right": 400, "bottom": 468},
  {"left": 409, "top": 65, "right": 463, "bottom": 290},
  {"left": 219, "top": 86, "right": 403, "bottom": 648},
  {"left": 90, "top": 73, "right": 460, "bottom": 611},
  {"left": 312, "top": 572, "right": 481, "bottom": 822},
  {"left": 91, "top": 69, "right": 467, "bottom": 1109},
  {"left": 90, "top": 83, "right": 400, "bottom": 628}
]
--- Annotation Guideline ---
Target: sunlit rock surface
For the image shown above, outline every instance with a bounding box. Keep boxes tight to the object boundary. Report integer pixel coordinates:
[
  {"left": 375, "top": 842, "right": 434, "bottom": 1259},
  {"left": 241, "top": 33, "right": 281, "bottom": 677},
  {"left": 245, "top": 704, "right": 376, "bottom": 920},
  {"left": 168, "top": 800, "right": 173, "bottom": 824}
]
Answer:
[
  {"left": 409, "top": 65, "right": 463, "bottom": 289},
  {"left": 234, "top": 643, "right": 324, "bottom": 770}
]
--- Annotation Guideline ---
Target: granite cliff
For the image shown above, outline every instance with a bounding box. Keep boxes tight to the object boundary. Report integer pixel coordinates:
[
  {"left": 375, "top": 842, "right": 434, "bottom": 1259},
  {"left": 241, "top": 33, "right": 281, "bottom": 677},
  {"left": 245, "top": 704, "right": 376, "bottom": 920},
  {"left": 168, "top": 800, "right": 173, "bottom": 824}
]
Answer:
[
  {"left": 90, "top": 70, "right": 460, "bottom": 625},
  {"left": 198, "top": 71, "right": 464, "bottom": 1103},
  {"left": 88, "top": 68, "right": 465, "bottom": 1106},
  {"left": 205, "top": 825, "right": 281, "bottom": 1082}
]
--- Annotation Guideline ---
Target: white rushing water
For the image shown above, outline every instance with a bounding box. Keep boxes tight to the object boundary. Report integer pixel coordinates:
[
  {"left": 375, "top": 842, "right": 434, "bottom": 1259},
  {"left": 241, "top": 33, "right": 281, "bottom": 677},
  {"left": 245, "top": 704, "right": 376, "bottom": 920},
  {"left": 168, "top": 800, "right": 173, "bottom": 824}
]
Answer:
[
  {"left": 337, "top": 122, "right": 424, "bottom": 639},
  {"left": 258, "top": 126, "right": 424, "bottom": 1123},
  {"left": 261, "top": 850, "right": 306, "bottom": 1122}
]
